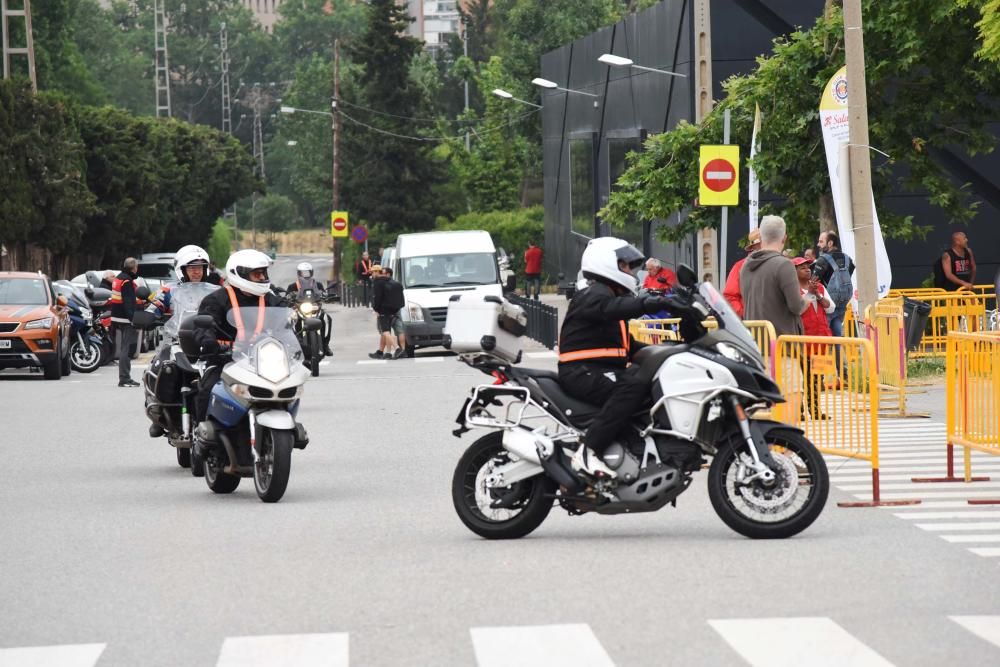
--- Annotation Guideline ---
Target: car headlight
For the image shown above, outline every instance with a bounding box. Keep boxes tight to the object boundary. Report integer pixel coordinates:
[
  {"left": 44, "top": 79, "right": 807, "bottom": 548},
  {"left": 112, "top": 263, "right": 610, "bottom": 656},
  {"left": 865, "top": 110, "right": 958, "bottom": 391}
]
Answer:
[
  {"left": 406, "top": 302, "right": 424, "bottom": 322},
  {"left": 299, "top": 302, "right": 317, "bottom": 316},
  {"left": 24, "top": 317, "right": 53, "bottom": 330},
  {"left": 716, "top": 341, "right": 763, "bottom": 370},
  {"left": 256, "top": 339, "right": 290, "bottom": 383}
]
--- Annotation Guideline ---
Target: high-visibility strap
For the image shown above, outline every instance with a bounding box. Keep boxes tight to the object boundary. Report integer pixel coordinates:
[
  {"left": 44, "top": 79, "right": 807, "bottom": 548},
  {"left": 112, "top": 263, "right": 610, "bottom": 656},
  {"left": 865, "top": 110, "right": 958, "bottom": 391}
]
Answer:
[
  {"left": 558, "top": 348, "right": 628, "bottom": 363},
  {"left": 620, "top": 321, "right": 630, "bottom": 353},
  {"left": 224, "top": 285, "right": 265, "bottom": 342}
]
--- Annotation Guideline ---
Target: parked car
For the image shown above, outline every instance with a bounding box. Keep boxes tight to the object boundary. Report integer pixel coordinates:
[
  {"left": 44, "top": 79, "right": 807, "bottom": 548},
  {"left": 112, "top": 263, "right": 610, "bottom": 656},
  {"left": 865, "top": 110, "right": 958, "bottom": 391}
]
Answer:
[
  {"left": 0, "top": 272, "right": 72, "bottom": 379},
  {"left": 137, "top": 252, "right": 177, "bottom": 293}
]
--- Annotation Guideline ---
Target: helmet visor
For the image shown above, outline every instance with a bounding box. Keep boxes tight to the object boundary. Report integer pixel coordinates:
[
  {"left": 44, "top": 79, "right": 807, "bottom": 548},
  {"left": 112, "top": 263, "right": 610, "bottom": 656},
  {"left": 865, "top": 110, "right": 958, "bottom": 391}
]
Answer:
[
  {"left": 238, "top": 266, "right": 270, "bottom": 283},
  {"left": 615, "top": 244, "right": 645, "bottom": 271}
]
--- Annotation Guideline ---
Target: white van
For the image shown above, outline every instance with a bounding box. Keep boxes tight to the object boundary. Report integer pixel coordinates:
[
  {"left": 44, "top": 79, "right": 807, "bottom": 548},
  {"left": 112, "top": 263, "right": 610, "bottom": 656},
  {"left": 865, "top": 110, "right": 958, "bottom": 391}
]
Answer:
[{"left": 394, "top": 230, "right": 502, "bottom": 355}]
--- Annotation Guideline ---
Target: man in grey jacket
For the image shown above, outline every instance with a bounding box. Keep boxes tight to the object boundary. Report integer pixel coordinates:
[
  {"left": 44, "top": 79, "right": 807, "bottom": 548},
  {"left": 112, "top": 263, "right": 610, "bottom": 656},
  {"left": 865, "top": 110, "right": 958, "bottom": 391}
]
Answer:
[{"left": 740, "top": 215, "right": 808, "bottom": 336}]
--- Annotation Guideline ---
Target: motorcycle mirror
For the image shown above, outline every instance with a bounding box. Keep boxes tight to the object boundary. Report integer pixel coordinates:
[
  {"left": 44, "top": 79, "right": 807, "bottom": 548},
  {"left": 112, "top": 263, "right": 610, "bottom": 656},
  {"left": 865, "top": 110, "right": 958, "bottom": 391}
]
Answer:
[
  {"left": 676, "top": 264, "right": 697, "bottom": 288},
  {"left": 56, "top": 294, "right": 69, "bottom": 308},
  {"left": 303, "top": 317, "right": 323, "bottom": 332},
  {"left": 132, "top": 310, "right": 156, "bottom": 329},
  {"left": 193, "top": 314, "right": 215, "bottom": 329},
  {"left": 84, "top": 287, "right": 95, "bottom": 298}
]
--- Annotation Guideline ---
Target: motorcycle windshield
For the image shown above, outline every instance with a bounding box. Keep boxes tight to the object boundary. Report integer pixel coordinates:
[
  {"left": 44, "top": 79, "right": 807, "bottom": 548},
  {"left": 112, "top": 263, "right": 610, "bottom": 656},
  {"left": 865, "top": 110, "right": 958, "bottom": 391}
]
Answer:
[
  {"left": 163, "top": 283, "right": 221, "bottom": 340},
  {"left": 698, "top": 283, "right": 758, "bottom": 350},
  {"left": 225, "top": 307, "right": 304, "bottom": 380}
]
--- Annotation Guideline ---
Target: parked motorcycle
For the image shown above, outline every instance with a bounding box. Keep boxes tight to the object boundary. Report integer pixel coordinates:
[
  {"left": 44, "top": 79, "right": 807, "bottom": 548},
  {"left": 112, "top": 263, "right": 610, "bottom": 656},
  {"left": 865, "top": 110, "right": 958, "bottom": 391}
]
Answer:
[
  {"left": 450, "top": 264, "right": 829, "bottom": 540},
  {"left": 52, "top": 281, "right": 104, "bottom": 373},
  {"left": 133, "top": 282, "right": 220, "bottom": 469},
  {"left": 279, "top": 286, "right": 334, "bottom": 377},
  {"left": 186, "top": 305, "right": 314, "bottom": 502}
]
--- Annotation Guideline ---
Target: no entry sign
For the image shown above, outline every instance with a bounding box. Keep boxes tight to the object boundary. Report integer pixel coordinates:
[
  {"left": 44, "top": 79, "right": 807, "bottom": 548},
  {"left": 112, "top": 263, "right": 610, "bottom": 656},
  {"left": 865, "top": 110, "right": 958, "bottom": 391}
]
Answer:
[
  {"left": 331, "top": 211, "right": 349, "bottom": 238},
  {"left": 699, "top": 145, "right": 740, "bottom": 206}
]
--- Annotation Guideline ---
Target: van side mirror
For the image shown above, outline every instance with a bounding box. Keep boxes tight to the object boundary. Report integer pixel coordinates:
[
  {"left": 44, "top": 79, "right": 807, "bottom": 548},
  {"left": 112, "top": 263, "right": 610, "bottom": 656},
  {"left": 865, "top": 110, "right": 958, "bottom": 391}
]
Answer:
[{"left": 676, "top": 264, "right": 697, "bottom": 288}]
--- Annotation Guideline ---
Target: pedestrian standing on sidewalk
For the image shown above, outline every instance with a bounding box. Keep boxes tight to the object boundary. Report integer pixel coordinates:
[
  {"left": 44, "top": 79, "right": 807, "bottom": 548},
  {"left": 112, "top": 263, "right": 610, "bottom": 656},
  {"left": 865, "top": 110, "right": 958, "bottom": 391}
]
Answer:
[
  {"left": 813, "top": 230, "right": 855, "bottom": 336},
  {"left": 523, "top": 240, "right": 543, "bottom": 300},
  {"left": 723, "top": 228, "right": 761, "bottom": 318},
  {"left": 740, "top": 215, "right": 808, "bottom": 336},
  {"left": 370, "top": 266, "right": 407, "bottom": 359},
  {"left": 795, "top": 256, "right": 833, "bottom": 420},
  {"left": 110, "top": 257, "right": 142, "bottom": 387},
  {"left": 356, "top": 251, "right": 374, "bottom": 304},
  {"left": 936, "top": 230, "right": 976, "bottom": 291}
]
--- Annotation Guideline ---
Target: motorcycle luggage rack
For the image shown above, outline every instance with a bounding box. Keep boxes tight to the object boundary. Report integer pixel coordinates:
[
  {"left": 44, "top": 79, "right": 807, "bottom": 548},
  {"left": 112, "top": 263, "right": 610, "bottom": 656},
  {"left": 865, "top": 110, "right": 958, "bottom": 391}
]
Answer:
[{"left": 464, "top": 384, "right": 580, "bottom": 439}]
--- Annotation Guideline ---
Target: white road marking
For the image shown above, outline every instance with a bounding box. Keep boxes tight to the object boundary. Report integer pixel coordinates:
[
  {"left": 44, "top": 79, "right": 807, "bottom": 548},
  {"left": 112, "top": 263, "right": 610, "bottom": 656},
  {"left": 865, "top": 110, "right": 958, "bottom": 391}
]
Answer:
[
  {"left": 470, "top": 624, "right": 615, "bottom": 667},
  {"left": 830, "top": 463, "right": 1000, "bottom": 475},
  {"left": 839, "top": 481, "right": 1000, "bottom": 492},
  {"left": 914, "top": 521, "right": 1000, "bottom": 531},
  {"left": 882, "top": 501, "right": 983, "bottom": 510},
  {"left": 356, "top": 360, "right": 388, "bottom": 365},
  {"left": 709, "top": 617, "right": 894, "bottom": 667},
  {"left": 894, "top": 511, "right": 1000, "bottom": 520},
  {"left": 969, "top": 547, "right": 1000, "bottom": 557},
  {"left": 415, "top": 357, "right": 444, "bottom": 363},
  {"left": 940, "top": 534, "right": 1000, "bottom": 543},
  {"left": 867, "top": 490, "right": 1000, "bottom": 500},
  {"left": 215, "top": 633, "right": 349, "bottom": 667},
  {"left": 950, "top": 616, "right": 1000, "bottom": 649},
  {"left": 0, "top": 643, "right": 106, "bottom": 667},
  {"left": 832, "top": 470, "right": 1000, "bottom": 482}
]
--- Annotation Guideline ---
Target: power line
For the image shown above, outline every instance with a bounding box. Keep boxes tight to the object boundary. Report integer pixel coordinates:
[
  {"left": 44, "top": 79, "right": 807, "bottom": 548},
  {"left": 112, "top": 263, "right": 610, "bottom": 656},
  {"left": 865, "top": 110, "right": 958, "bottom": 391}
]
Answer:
[
  {"left": 336, "top": 107, "right": 540, "bottom": 143},
  {"left": 337, "top": 97, "right": 481, "bottom": 125}
]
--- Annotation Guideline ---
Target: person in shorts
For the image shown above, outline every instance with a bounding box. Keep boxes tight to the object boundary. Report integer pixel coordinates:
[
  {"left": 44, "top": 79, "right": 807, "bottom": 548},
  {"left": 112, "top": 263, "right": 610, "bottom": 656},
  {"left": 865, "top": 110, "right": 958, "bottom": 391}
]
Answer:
[{"left": 370, "top": 266, "right": 407, "bottom": 359}]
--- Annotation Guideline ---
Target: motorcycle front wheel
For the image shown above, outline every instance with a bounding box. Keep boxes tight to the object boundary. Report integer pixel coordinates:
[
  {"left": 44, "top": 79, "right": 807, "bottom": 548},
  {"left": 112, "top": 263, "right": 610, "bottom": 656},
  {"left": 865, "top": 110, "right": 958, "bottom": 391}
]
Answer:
[
  {"left": 708, "top": 428, "right": 829, "bottom": 539},
  {"left": 205, "top": 458, "right": 240, "bottom": 494},
  {"left": 451, "top": 432, "right": 554, "bottom": 540},
  {"left": 307, "top": 330, "right": 321, "bottom": 377},
  {"left": 176, "top": 446, "right": 191, "bottom": 469},
  {"left": 70, "top": 338, "right": 102, "bottom": 373},
  {"left": 254, "top": 428, "right": 293, "bottom": 503}
]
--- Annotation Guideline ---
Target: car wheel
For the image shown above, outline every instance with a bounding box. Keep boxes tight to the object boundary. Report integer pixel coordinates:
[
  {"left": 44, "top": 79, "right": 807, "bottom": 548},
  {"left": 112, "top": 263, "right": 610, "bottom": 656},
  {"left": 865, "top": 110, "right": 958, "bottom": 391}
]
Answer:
[
  {"left": 43, "top": 346, "right": 62, "bottom": 380},
  {"left": 60, "top": 340, "right": 72, "bottom": 376}
]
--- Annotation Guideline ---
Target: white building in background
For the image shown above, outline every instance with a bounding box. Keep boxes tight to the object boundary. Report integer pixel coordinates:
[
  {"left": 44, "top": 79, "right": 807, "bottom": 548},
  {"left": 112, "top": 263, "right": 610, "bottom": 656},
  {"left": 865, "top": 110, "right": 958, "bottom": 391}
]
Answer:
[
  {"left": 241, "top": 0, "right": 283, "bottom": 33},
  {"left": 403, "top": 0, "right": 462, "bottom": 51}
]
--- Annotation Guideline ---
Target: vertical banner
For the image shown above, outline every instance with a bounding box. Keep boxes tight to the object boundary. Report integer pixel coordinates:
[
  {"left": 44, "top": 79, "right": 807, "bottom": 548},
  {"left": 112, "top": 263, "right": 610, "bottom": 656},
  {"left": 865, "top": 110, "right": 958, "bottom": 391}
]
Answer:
[
  {"left": 748, "top": 103, "right": 761, "bottom": 232},
  {"left": 819, "top": 65, "right": 892, "bottom": 300}
]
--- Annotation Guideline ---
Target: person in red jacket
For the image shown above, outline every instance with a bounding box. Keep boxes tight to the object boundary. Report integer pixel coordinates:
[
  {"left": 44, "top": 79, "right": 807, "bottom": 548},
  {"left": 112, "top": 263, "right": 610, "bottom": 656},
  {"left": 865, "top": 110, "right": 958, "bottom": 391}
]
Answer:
[
  {"left": 723, "top": 228, "right": 761, "bottom": 317},
  {"left": 794, "top": 256, "right": 833, "bottom": 420},
  {"left": 523, "top": 240, "right": 543, "bottom": 300},
  {"left": 642, "top": 258, "right": 676, "bottom": 291}
]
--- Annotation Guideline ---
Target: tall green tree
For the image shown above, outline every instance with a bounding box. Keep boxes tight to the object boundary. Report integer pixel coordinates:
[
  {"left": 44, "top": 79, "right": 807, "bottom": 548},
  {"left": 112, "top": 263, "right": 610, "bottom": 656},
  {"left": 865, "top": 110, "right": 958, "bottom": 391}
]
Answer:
[
  {"left": 342, "top": 0, "right": 445, "bottom": 232},
  {"left": 602, "top": 0, "right": 1000, "bottom": 247}
]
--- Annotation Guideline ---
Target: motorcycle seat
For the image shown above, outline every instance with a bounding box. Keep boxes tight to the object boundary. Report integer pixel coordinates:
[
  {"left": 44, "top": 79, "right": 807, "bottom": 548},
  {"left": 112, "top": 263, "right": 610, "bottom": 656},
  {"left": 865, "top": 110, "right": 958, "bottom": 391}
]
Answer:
[
  {"left": 512, "top": 367, "right": 558, "bottom": 382},
  {"left": 533, "top": 377, "right": 601, "bottom": 426}
]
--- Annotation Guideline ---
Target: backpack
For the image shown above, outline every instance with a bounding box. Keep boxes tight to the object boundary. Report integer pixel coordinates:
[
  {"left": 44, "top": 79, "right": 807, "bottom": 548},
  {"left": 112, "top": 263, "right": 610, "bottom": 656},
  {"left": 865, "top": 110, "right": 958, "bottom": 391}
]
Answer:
[{"left": 820, "top": 252, "right": 853, "bottom": 307}]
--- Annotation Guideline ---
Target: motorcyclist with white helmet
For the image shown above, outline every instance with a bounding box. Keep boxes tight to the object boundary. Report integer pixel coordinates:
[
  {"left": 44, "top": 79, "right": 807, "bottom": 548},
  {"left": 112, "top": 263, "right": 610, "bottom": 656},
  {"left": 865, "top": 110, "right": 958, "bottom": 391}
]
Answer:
[
  {"left": 286, "top": 261, "right": 333, "bottom": 356},
  {"left": 148, "top": 245, "right": 211, "bottom": 316},
  {"left": 191, "top": 250, "right": 282, "bottom": 423},
  {"left": 557, "top": 237, "right": 671, "bottom": 480}
]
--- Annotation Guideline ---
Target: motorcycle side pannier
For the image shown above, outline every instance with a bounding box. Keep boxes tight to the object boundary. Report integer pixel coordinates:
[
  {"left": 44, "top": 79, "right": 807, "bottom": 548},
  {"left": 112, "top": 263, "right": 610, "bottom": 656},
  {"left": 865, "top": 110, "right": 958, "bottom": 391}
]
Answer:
[{"left": 443, "top": 294, "right": 526, "bottom": 363}]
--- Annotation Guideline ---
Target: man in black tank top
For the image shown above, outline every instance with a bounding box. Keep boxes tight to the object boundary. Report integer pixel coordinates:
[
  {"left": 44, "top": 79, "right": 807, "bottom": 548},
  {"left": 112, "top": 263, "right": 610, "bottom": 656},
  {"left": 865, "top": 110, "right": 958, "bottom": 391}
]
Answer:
[{"left": 941, "top": 231, "right": 976, "bottom": 291}]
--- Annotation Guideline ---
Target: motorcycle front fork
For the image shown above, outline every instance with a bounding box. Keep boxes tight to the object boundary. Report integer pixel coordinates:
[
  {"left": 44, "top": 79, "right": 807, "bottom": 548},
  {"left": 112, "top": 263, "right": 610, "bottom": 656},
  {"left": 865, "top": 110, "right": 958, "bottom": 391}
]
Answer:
[{"left": 728, "top": 396, "right": 776, "bottom": 484}]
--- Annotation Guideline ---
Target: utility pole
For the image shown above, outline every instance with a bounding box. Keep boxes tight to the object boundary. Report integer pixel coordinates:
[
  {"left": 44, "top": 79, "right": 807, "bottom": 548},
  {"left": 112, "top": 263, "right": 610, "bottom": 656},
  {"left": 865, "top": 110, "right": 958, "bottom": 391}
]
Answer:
[
  {"left": 693, "top": 0, "right": 718, "bottom": 285},
  {"left": 251, "top": 83, "right": 266, "bottom": 250},
  {"left": 153, "top": 0, "right": 171, "bottom": 117},
  {"left": 843, "top": 0, "right": 877, "bottom": 311},
  {"left": 331, "top": 39, "right": 343, "bottom": 285},
  {"left": 1, "top": 0, "right": 37, "bottom": 92},
  {"left": 220, "top": 22, "right": 238, "bottom": 250},
  {"left": 462, "top": 18, "right": 470, "bottom": 151}
]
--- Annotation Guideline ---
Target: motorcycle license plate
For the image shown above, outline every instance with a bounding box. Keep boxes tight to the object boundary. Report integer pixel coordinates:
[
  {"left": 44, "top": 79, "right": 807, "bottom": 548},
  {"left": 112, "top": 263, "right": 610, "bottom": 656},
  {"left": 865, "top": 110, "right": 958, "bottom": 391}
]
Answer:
[{"left": 0, "top": 339, "right": 11, "bottom": 349}]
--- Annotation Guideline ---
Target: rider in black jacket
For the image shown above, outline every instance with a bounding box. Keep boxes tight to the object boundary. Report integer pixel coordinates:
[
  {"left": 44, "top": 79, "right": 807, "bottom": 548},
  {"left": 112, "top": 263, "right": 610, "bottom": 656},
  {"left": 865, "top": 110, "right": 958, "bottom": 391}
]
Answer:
[
  {"left": 558, "top": 237, "right": 670, "bottom": 479},
  {"left": 192, "top": 250, "right": 282, "bottom": 423},
  {"left": 285, "top": 261, "right": 333, "bottom": 356}
]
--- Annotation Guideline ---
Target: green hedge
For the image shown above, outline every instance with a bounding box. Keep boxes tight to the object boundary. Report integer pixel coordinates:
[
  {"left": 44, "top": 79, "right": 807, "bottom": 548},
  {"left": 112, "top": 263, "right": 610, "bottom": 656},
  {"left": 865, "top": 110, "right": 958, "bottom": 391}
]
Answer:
[{"left": 436, "top": 206, "right": 544, "bottom": 268}]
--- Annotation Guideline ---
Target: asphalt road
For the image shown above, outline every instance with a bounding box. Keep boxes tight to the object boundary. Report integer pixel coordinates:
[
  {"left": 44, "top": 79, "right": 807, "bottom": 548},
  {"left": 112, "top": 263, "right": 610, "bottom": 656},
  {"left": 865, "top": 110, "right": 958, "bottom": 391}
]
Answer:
[{"left": 1, "top": 256, "right": 999, "bottom": 666}]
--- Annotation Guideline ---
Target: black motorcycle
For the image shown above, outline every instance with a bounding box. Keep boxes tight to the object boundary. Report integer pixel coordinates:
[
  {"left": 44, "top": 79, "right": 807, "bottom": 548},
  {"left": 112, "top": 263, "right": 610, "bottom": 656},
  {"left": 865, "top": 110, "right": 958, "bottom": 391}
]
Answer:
[{"left": 278, "top": 286, "right": 334, "bottom": 377}]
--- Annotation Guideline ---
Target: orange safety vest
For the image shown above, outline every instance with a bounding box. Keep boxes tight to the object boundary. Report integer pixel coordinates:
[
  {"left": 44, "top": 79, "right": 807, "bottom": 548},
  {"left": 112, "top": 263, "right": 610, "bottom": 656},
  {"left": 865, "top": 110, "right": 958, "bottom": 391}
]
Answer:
[
  {"left": 558, "top": 321, "right": 631, "bottom": 363},
  {"left": 109, "top": 276, "right": 144, "bottom": 306},
  {"left": 360, "top": 259, "right": 372, "bottom": 276},
  {"left": 224, "top": 285, "right": 266, "bottom": 342}
]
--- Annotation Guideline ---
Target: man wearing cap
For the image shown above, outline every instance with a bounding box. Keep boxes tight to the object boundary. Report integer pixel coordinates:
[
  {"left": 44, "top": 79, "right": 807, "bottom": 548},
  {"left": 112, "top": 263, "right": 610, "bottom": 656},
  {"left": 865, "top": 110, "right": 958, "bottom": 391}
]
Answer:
[{"left": 723, "top": 228, "right": 761, "bottom": 317}]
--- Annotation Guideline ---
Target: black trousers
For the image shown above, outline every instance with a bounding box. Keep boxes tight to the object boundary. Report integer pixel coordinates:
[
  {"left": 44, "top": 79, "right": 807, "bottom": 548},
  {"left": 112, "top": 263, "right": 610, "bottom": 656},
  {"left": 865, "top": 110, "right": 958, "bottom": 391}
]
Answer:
[
  {"left": 195, "top": 364, "right": 224, "bottom": 423},
  {"left": 559, "top": 362, "right": 647, "bottom": 454}
]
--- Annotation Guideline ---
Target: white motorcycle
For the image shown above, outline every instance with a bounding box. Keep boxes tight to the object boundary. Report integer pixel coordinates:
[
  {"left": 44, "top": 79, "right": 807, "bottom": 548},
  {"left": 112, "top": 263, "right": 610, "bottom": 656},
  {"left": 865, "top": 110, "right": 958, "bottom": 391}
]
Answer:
[{"left": 451, "top": 265, "right": 829, "bottom": 539}]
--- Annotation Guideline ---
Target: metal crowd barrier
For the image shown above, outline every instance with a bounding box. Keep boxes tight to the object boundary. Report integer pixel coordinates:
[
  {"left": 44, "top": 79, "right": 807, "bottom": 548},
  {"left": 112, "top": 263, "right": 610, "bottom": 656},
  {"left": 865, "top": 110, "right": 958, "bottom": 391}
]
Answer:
[
  {"left": 507, "top": 294, "right": 559, "bottom": 350},
  {"left": 912, "top": 331, "right": 1000, "bottom": 495},
  {"left": 863, "top": 300, "right": 913, "bottom": 417},
  {"left": 629, "top": 318, "right": 776, "bottom": 371},
  {"left": 771, "top": 335, "right": 919, "bottom": 507},
  {"left": 339, "top": 282, "right": 370, "bottom": 308}
]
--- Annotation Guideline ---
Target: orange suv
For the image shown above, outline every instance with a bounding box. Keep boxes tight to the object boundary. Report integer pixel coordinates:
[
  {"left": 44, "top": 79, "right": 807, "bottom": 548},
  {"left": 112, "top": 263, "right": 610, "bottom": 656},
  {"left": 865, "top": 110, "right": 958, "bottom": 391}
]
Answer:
[{"left": 0, "top": 272, "right": 72, "bottom": 380}]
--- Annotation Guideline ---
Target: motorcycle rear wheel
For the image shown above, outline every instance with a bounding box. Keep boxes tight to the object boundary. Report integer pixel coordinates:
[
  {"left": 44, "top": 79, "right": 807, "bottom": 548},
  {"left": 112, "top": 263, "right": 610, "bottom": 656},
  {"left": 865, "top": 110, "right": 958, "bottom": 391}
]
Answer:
[
  {"left": 176, "top": 446, "right": 191, "bottom": 469},
  {"left": 70, "top": 339, "right": 102, "bottom": 373},
  {"left": 708, "top": 428, "right": 829, "bottom": 539},
  {"left": 452, "top": 432, "right": 553, "bottom": 540},
  {"left": 254, "top": 428, "right": 293, "bottom": 503}
]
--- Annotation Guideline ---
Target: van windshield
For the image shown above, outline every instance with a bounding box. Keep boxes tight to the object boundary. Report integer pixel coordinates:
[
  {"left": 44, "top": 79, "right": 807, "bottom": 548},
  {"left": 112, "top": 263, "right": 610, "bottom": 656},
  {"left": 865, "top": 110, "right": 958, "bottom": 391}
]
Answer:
[{"left": 400, "top": 253, "right": 498, "bottom": 288}]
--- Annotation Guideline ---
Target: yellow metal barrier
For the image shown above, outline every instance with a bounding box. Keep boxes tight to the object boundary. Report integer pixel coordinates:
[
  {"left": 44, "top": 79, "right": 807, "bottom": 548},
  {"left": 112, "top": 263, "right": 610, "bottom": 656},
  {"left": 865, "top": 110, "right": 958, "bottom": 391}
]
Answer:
[
  {"left": 914, "top": 333, "right": 1000, "bottom": 494},
  {"left": 629, "top": 318, "right": 776, "bottom": 370},
  {"left": 908, "top": 293, "right": 989, "bottom": 357},
  {"left": 863, "top": 301, "right": 914, "bottom": 417},
  {"left": 772, "top": 335, "right": 919, "bottom": 507}
]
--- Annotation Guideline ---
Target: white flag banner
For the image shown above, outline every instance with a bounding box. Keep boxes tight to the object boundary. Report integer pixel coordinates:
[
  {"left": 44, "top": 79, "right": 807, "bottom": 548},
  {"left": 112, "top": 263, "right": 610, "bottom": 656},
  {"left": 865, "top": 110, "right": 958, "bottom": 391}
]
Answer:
[
  {"left": 748, "top": 103, "right": 761, "bottom": 232},
  {"left": 819, "top": 65, "right": 892, "bottom": 301}
]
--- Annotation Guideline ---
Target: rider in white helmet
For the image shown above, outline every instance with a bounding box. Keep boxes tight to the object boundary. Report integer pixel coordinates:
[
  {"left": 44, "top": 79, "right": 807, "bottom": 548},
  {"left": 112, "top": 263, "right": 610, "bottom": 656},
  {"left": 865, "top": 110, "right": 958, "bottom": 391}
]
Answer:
[
  {"left": 148, "top": 245, "right": 211, "bottom": 317},
  {"left": 286, "top": 261, "right": 333, "bottom": 356},
  {"left": 557, "top": 237, "right": 672, "bottom": 480},
  {"left": 191, "top": 249, "right": 280, "bottom": 423}
]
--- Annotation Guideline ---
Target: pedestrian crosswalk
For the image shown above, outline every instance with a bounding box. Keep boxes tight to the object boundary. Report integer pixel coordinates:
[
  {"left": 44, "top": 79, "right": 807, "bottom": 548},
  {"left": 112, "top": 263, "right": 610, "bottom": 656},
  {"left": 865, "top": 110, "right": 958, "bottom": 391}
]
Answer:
[
  {"left": 824, "top": 420, "right": 1000, "bottom": 559},
  {"left": 4, "top": 616, "right": 1000, "bottom": 666}
]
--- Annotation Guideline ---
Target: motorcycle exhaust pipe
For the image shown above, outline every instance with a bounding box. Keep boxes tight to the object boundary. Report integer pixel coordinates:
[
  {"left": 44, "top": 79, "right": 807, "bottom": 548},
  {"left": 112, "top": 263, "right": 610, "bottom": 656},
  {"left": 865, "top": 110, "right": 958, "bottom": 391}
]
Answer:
[{"left": 502, "top": 428, "right": 542, "bottom": 464}]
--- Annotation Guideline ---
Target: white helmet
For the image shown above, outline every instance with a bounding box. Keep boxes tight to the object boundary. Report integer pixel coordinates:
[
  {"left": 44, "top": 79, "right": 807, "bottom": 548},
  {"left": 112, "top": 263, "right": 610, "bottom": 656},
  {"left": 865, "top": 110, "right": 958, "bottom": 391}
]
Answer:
[
  {"left": 225, "top": 249, "right": 273, "bottom": 296},
  {"left": 580, "top": 237, "right": 644, "bottom": 294},
  {"left": 174, "top": 244, "right": 210, "bottom": 281},
  {"left": 296, "top": 262, "right": 313, "bottom": 279}
]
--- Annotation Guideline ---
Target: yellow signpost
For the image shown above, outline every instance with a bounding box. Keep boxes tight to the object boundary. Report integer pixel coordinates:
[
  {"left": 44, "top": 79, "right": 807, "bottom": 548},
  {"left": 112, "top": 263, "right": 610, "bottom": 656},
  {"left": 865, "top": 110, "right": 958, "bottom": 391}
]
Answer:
[
  {"left": 330, "top": 211, "right": 349, "bottom": 238},
  {"left": 698, "top": 145, "right": 740, "bottom": 206}
]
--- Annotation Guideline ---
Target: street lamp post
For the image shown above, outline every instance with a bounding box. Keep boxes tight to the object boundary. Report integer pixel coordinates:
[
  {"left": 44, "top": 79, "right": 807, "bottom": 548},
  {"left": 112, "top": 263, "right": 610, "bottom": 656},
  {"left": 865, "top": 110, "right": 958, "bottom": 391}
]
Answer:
[
  {"left": 491, "top": 88, "right": 542, "bottom": 109},
  {"left": 597, "top": 53, "right": 687, "bottom": 78},
  {"left": 531, "top": 78, "right": 599, "bottom": 108}
]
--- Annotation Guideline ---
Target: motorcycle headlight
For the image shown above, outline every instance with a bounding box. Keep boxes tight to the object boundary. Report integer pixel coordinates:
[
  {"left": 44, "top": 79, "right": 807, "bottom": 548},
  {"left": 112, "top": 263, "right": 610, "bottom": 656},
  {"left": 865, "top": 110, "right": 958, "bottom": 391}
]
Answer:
[
  {"left": 256, "top": 339, "right": 290, "bottom": 384},
  {"left": 406, "top": 302, "right": 424, "bottom": 322},
  {"left": 716, "top": 341, "right": 762, "bottom": 370},
  {"left": 299, "top": 302, "right": 317, "bottom": 316},
  {"left": 25, "top": 317, "right": 53, "bottom": 330}
]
